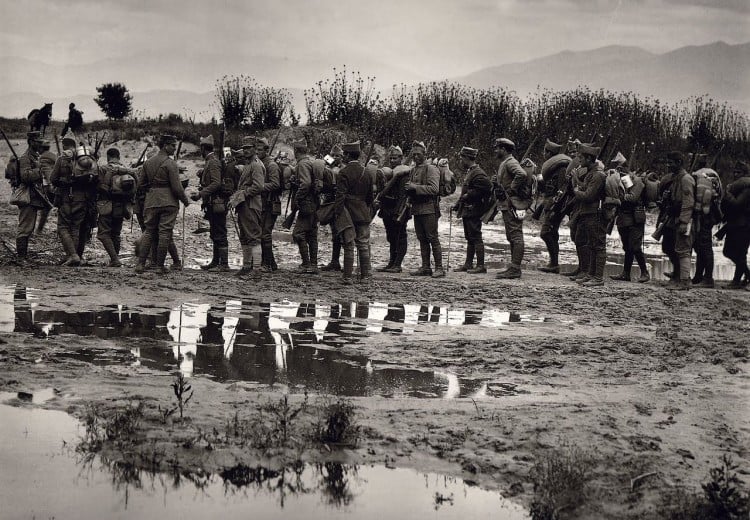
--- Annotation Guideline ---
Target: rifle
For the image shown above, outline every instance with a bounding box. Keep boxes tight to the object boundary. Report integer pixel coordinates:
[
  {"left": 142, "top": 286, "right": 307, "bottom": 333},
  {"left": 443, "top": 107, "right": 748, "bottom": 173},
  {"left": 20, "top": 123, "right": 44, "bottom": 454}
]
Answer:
[
  {"left": 132, "top": 143, "right": 152, "bottom": 168},
  {"left": 709, "top": 144, "right": 725, "bottom": 170},
  {"left": 1, "top": 128, "right": 53, "bottom": 210},
  {"left": 174, "top": 136, "right": 183, "bottom": 161},
  {"left": 54, "top": 134, "right": 61, "bottom": 155},
  {"left": 627, "top": 142, "right": 638, "bottom": 173},
  {"left": 93, "top": 132, "right": 107, "bottom": 158}
]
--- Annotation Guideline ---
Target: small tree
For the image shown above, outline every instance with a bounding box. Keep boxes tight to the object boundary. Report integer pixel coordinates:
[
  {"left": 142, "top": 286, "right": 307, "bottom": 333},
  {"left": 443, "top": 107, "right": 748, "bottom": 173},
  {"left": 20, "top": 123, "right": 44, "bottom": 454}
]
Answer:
[{"left": 94, "top": 82, "right": 133, "bottom": 120}]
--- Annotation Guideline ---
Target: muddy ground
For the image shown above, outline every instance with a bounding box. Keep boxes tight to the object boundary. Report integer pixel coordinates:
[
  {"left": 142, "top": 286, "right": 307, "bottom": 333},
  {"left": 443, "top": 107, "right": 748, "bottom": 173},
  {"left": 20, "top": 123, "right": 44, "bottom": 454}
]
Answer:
[{"left": 0, "top": 137, "right": 748, "bottom": 518}]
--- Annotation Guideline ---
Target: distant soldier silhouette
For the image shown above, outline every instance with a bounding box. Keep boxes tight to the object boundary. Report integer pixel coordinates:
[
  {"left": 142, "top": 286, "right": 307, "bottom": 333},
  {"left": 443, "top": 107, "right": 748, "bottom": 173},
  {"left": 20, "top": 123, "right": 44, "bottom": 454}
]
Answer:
[{"left": 61, "top": 103, "right": 85, "bottom": 141}]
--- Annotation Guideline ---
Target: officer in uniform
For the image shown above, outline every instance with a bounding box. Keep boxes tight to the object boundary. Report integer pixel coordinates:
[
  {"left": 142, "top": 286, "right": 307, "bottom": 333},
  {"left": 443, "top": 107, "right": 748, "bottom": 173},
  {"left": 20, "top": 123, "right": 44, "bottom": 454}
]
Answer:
[
  {"left": 97, "top": 148, "right": 137, "bottom": 267},
  {"left": 333, "top": 141, "right": 374, "bottom": 284},
  {"left": 257, "top": 137, "right": 282, "bottom": 271},
  {"left": 610, "top": 155, "right": 650, "bottom": 283},
  {"left": 405, "top": 140, "right": 444, "bottom": 278},
  {"left": 292, "top": 140, "right": 322, "bottom": 274},
  {"left": 234, "top": 137, "right": 266, "bottom": 274},
  {"left": 13, "top": 132, "right": 47, "bottom": 260},
  {"left": 537, "top": 139, "right": 571, "bottom": 273},
  {"left": 51, "top": 140, "right": 99, "bottom": 266},
  {"left": 375, "top": 145, "right": 411, "bottom": 273},
  {"left": 492, "top": 137, "right": 527, "bottom": 279},
  {"left": 658, "top": 151, "right": 695, "bottom": 290},
  {"left": 191, "top": 135, "right": 229, "bottom": 271},
  {"left": 320, "top": 144, "right": 344, "bottom": 271},
  {"left": 453, "top": 146, "right": 492, "bottom": 273},
  {"left": 134, "top": 134, "right": 190, "bottom": 274}
]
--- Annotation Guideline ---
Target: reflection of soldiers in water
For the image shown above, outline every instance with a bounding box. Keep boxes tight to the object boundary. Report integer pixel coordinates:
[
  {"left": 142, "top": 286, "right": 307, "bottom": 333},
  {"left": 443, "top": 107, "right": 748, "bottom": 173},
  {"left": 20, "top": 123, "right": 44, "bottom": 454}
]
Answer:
[
  {"left": 220, "top": 302, "right": 278, "bottom": 384},
  {"left": 317, "top": 462, "right": 355, "bottom": 507},
  {"left": 13, "top": 286, "right": 38, "bottom": 335},
  {"left": 193, "top": 303, "right": 228, "bottom": 376}
]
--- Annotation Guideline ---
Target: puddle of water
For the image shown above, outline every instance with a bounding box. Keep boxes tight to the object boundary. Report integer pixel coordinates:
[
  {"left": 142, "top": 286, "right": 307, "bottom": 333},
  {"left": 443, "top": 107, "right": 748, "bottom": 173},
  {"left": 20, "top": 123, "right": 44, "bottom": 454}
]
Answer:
[
  {"left": 0, "top": 404, "right": 529, "bottom": 519},
  {"left": 1, "top": 286, "right": 544, "bottom": 399}
]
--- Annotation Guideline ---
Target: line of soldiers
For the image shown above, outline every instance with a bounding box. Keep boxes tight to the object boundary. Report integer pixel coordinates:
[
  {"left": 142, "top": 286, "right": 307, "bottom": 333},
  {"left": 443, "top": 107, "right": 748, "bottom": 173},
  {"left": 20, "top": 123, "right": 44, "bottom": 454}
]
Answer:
[{"left": 7, "top": 131, "right": 750, "bottom": 290}]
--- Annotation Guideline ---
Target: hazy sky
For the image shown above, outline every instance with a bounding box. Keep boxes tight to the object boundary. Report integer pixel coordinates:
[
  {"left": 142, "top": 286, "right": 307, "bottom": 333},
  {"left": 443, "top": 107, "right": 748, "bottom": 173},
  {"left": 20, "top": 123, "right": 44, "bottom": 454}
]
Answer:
[{"left": 2, "top": 0, "right": 748, "bottom": 78}]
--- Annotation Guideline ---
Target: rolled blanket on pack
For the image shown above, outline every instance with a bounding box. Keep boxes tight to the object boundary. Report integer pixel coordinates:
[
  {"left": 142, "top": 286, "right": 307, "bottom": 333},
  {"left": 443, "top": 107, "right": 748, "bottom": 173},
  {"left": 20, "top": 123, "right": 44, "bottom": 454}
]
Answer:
[
  {"left": 540, "top": 154, "right": 571, "bottom": 181},
  {"left": 604, "top": 169, "right": 623, "bottom": 207}
]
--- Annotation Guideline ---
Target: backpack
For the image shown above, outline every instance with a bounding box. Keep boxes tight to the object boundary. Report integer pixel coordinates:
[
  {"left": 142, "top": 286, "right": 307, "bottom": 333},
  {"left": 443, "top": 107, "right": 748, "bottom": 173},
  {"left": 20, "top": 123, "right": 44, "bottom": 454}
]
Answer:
[
  {"left": 110, "top": 166, "right": 137, "bottom": 196},
  {"left": 693, "top": 168, "right": 723, "bottom": 215},
  {"left": 220, "top": 158, "right": 240, "bottom": 197},
  {"left": 5, "top": 157, "right": 19, "bottom": 187},
  {"left": 436, "top": 159, "right": 456, "bottom": 197},
  {"left": 642, "top": 172, "right": 660, "bottom": 205},
  {"left": 520, "top": 158, "right": 538, "bottom": 201}
]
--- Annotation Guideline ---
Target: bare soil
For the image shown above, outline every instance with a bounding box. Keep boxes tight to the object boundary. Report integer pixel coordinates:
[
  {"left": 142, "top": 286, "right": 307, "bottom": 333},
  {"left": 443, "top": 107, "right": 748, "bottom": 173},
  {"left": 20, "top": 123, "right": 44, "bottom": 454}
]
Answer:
[{"left": 1, "top": 137, "right": 748, "bottom": 519}]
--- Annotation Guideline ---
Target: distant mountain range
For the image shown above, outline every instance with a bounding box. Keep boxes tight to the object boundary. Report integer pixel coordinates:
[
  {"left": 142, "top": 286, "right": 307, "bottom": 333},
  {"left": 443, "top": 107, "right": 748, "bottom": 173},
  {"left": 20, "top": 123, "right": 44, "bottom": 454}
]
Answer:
[{"left": 0, "top": 41, "right": 746, "bottom": 121}]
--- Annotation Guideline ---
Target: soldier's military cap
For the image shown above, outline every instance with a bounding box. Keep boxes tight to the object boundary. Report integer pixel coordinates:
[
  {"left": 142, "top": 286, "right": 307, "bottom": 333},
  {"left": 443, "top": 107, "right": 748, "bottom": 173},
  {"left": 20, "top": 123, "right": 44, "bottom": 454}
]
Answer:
[
  {"left": 292, "top": 140, "right": 308, "bottom": 152},
  {"left": 544, "top": 139, "right": 563, "bottom": 154},
  {"left": 26, "top": 131, "right": 43, "bottom": 142},
  {"left": 330, "top": 143, "right": 343, "bottom": 155},
  {"left": 159, "top": 134, "right": 178, "bottom": 145},
  {"left": 199, "top": 135, "right": 215, "bottom": 147},
  {"left": 241, "top": 136, "right": 256, "bottom": 148},
  {"left": 388, "top": 145, "right": 403, "bottom": 156},
  {"left": 459, "top": 146, "right": 478, "bottom": 159},
  {"left": 342, "top": 141, "right": 361, "bottom": 154},
  {"left": 666, "top": 151, "right": 684, "bottom": 164},
  {"left": 493, "top": 137, "right": 515, "bottom": 150},
  {"left": 62, "top": 137, "right": 76, "bottom": 147},
  {"left": 578, "top": 144, "right": 600, "bottom": 157},
  {"left": 610, "top": 151, "right": 627, "bottom": 165},
  {"left": 412, "top": 140, "right": 427, "bottom": 151},
  {"left": 256, "top": 137, "right": 270, "bottom": 148}
]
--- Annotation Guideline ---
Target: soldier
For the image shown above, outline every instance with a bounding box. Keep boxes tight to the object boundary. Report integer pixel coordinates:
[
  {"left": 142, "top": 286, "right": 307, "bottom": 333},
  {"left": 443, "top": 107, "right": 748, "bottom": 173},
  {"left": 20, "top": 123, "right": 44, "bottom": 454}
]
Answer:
[
  {"left": 567, "top": 144, "right": 607, "bottom": 286},
  {"left": 333, "top": 141, "right": 374, "bottom": 284},
  {"left": 256, "top": 137, "right": 283, "bottom": 271},
  {"left": 51, "top": 140, "right": 99, "bottom": 266},
  {"left": 453, "top": 146, "right": 492, "bottom": 273},
  {"left": 61, "top": 102, "right": 84, "bottom": 140},
  {"left": 374, "top": 145, "right": 410, "bottom": 273},
  {"left": 190, "top": 135, "right": 229, "bottom": 271},
  {"left": 537, "top": 139, "right": 572, "bottom": 273},
  {"left": 292, "top": 140, "right": 322, "bottom": 274},
  {"left": 404, "top": 140, "right": 444, "bottom": 278},
  {"left": 657, "top": 151, "right": 695, "bottom": 291},
  {"left": 720, "top": 161, "right": 750, "bottom": 289},
  {"left": 610, "top": 156, "right": 650, "bottom": 283},
  {"left": 34, "top": 139, "right": 57, "bottom": 234},
  {"left": 691, "top": 156, "right": 721, "bottom": 288},
  {"left": 12, "top": 132, "right": 47, "bottom": 260},
  {"left": 320, "top": 144, "right": 344, "bottom": 271},
  {"left": 233, "top": 137, "right": 266, "bottom": 275},
  {"left": 97, "top": 148, "right": 137, "bottom": 267},
  {"left": 491, "top": 138, "right": 528, "bottom": 279},
  {"left": 134, "top": 134, "right": 190, "bottom": 274}
]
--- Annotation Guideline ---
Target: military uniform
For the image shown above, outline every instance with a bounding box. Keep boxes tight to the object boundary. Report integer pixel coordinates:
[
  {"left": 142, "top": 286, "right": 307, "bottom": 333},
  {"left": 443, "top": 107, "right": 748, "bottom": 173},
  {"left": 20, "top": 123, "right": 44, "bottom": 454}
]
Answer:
[
  {"left": 34, "top": 146, "right": 57, "bottom": 233},
  {"left": 721, "top": 164, "right": 750, "bottom": 288},
  {"left": 135, "top": 141, "right": 190, "bottom": 273},
  {"left": 292, "top": 152, "right": 323, "bottom": 272},
  {"left": 492, "top": 141, "right": 527, "bottom": 277},
  {"left": 612, "top": 173, "right": 649, "bottom": 281},
  {"left": 51, "top": 146, "right": 99, "bottom": 265},
  {"left": 235, "top": 150, "right": 265, "bottom": 272},
  {"left": 319, "top": 158, "right": 342, "bottom": 271},
  {"left": 97, "top": 157, "right": 137, "bottom": 267},
  {"left": 406, "top": 144, "right": 443, "bottom": 277},
  {"left": 334, "top": 142, "right": 374, "bottom": 282},
  {"left": 455, "top": 148, "right": 492, "bottom": 273},
  {"left": 14, "top": 135, "right": 47, "bottom": 258},
  {"left": 658, "top": 156, "right": 695, "bottom": 289},
  {"left": 260, "top": 154, "right": 282, "bottom": 270},
  {"left": 375, "top": 157, "right": 410, "bottom": 273},
  {"left": 538, "top": 140, "right": 571, "bottom": 272},
  {"left": 198, "top": 147, "right": 228, "bottom": 270}
]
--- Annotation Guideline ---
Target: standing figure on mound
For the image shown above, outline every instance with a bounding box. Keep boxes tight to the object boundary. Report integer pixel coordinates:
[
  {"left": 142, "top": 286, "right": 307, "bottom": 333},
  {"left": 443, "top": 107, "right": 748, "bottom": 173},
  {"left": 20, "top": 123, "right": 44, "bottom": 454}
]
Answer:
[
  {"left": 491, "top": 137, "right": 527, "bottom": 279},
  {"left": 291, "top": 140, "right": 323, "bottom": 274},
  {"left": 537, "top": 139, "right": 571, "bottom": 273},
  {"left": 191, "top": 135, "right": 229, "bottom": 272},
  {"left": 61, "top": 103, "right": 84, "bottom": 140},
  {"left": 320, "top": 144, "right": 344, "bottom": 271},
  {"left": 256, "top": 137, "right": 282, "bottom": 271},
  {"left": 374, "top": 145, "right": 411, "bottom": 273},
  {"left": 134, "top": 134, "right": 190, "bottom": 274},
  {"left": 404, "top": 140, "right": 444, "bottom": 278},
  {"left": 97, "top": 147, "right": 138, "bottom": 267},
  {"left": 453, "top": 146, "right": 492, "bottom": 274},
  {"left": 568, "top": 144, "right": 607, "bottom": 287},
  {"left": 232, "top": 137, "right": 266, "bottom": 275},
  {"left": 51, "top": 141, "right": 99, "bottom": 266},
  {"left": 333, "top": 141, "right": 374, "bottom": 284},
  {"left": 656, "top": 151, "right": 695, "bottom": 291},
  {"left": 11, "top": 132, "right": 47, "bottom": 261}
]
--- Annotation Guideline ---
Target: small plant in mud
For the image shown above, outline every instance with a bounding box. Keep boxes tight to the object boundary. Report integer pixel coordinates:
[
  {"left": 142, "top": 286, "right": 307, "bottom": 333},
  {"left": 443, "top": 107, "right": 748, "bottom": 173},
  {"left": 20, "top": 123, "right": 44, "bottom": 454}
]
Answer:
[
  {"left": 315, "top": 398, "right": 360, "bottom": 446},
  {"left": 79, "top": 401, "right": 145, "bottom": 452},
  {"left": 529, "top": 443, "right": 596, "bottom": 520},
  {"left": 171, "top": 373, "right": 194, "bottom": 420},
  {"left": 260, "top": 394, "right": 309, "bottom": 445},
  {"left": 658, "top": 454, "right": 750, "bottom": 520}
]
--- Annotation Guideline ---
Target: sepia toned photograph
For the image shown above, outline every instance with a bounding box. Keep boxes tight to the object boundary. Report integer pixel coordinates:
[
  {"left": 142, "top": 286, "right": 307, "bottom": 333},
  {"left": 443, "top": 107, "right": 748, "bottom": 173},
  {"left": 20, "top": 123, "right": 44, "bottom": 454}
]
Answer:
[{"left": 0, "top": 0, "right": 748, "bottom": 518}]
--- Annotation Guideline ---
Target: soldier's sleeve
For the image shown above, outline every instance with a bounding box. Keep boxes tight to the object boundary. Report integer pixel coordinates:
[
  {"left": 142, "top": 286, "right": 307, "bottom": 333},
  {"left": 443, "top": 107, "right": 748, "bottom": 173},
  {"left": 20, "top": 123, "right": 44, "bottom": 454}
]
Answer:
[
  {"left": 166, "top": 159, "right": 190, "bottom": 205},
  {"left": 261, "top": 162, "right": 281, "bottom": 193},
  {"left": 333, "top": 167, "right": 349, "bottom": 211},
  {"left": 51, "top": 158, "right": 70, "bottom": 187},
  {"left": 295, "top": 160, "right": 313, "bottom": 202},
  {"left": 508, "top": 159, "right": 527, "bottom": 193},
  {"left": 622, "top": 176, "right": 644, "bottom": 203},
  {"left": 575, "top": 171, "right": 605, "bottom": 202},
  {"left": 411, "top": 164, "right": 439, "bottom": 196},
  {"left": 199, "top": 158, "right": 222, "bottom": 199},
  {"left": 19, "top": 155, "right": 42, "bottom": 184},
  {"left": 465, "top": 170, "right": 492, "bottom": 202},
  {"left": 678, "top": 173, "right": 695, "bottom": 225},
  {"left": 97, "top": 166, "right": 111, "bottom": 196},
  {"left": 243, "top": 162, "right": 264, "bottom": 197}
]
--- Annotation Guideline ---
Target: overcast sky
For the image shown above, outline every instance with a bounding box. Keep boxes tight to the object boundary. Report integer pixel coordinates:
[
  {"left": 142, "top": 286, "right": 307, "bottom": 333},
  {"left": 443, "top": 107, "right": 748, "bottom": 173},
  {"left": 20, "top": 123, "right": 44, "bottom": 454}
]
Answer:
[{"left": 2, "top": 0, "right": 748, "bottom": 79}]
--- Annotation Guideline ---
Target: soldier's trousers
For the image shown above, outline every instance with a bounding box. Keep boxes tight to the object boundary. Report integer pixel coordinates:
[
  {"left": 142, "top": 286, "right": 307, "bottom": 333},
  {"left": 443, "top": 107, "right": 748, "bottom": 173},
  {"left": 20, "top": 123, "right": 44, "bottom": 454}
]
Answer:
[
  {"left": 57, "top": 200, "right": 88, "bottom": 254},
  {"left": 723, "top": 226, "right": 750, "bottom": 283},
  {"left": 140, "top": 206, "right": 178, "bottom": 266},
  {"left": 383, "top": 217, "right": 408, "bottom": 267},
  {"left": 580, "top": 212, "right": 607, "bottom": 280},
  {"left": 617, "top": 224, "right": 647, "bottom": 274},
  {"left": 292, "top": 212, "right": 319, "bottom": 266},
  {"left": 539, "top": 206, "right": 563, "bottom": 266},
  {"left": 462, "top": 216, "right": 484, "bottom": 266},
  {"left": 237, "top": 205, "right": 262, "bottom": 246},
  {"left": 343, "top": 223, "right": 371, "bottom": 278},
  {"left": 207, "top": 210, "right": 228, "bottom": 249},
  {"left": 261, "top": 211, "right": 278, "bottom": 248},
  {"left": 97, "top": 215, "right": 124, "bottom": 253},
  {"left": 662, "top": 227, "right": 693, "bottom": 280},
  {"left": 17, "top": 205, "right": 38, "bottom": 240},
  {"left": 692, "top": 213, "right": 715, "bottom": 281},
  {"left": 501, "top": 210, "right": 524, "bottom": 268},
  {"left": 413, "top": 213, "right": 442, "bottom": 269}
]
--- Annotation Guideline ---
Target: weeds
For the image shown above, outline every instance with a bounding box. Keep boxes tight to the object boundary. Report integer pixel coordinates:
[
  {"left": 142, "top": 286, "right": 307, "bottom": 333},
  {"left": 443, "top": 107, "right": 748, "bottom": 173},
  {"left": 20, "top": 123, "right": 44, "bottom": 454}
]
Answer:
[
  {"left": 529, "top": 443, "right": 596, "bottom": 520},
  {"left": 315, "top": 398, "right": 359, "bottom": 446},
  {"left": 260, "top": 394, "right": 309, "bottom": 445},
  {"left": 171, "top": 373, "right": 194, "bottom": 420},
  {"left": 78, "top": 401, "right": 145, "bottom": 452}
]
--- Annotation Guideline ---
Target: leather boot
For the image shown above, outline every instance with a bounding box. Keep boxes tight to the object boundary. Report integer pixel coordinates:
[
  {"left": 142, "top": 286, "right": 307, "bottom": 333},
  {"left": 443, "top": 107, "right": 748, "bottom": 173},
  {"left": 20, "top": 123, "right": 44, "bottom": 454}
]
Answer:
[
  {"left": 15, "top": 237, "right": 28, "bottom": 259},
  {"left": 35, "top": 212, "right": 48, "bottom": 234},
  {"left": 467, "top": 243, "right": 486, "bottom": 273},
  {"left": 358, "top": 247, "right": 372, "bottom": 280},
  {"left": 455, "top": 243, "right": 475, "bottom": 272},
  {"left": 342, "top": 248, "right": 355, "bottom": 281},
  {"left": 201, "top": 243, "right": 219, "bottom": 270},
  {"left": 99, "top": 236, "right": 121, "bottom": 267},
  {"left": 168, "top": 239, "right": 181, "bottom": 267},
  {"left": 307, "top": 238, "right": 319, "bottom": 274},
  {"left": 583, "top": 251, "right": 606, "bottom": 286},
  {"left": 217, "top": 247, "right": 230, "bottom": 272},
  {"left": 237, "top": 244, "right": 254, "bottom": 276},
  {"left": 155, "top": 246, "right": 169, "bottom": 274},
  {"left": 297, "top": 241, "right": 311, "bottom": 271},
  {"left": 59, "top": 234, "right": 81, "bottom": 267}
]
